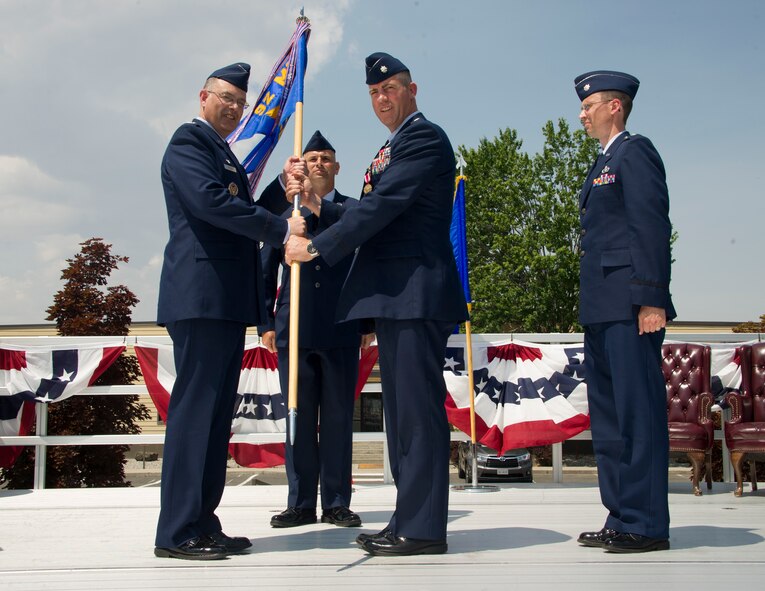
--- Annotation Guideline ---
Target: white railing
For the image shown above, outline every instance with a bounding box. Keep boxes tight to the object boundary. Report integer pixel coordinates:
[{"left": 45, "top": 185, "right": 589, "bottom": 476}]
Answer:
[{"left": 1, "top": 333, "right": 761, "bottom": 489}]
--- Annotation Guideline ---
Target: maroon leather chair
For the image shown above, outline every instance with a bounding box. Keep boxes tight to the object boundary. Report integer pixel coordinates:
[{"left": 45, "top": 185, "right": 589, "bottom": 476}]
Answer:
[
  {"left": 723, "top": 343, "right": 765, "bottom": 496},
  {"left": 662, "top": 343, "right": 714, "bottom": 495}
]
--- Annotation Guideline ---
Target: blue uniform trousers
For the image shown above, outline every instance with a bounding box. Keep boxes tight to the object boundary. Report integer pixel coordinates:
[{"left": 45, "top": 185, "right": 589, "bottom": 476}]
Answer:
[
  {"left": 375, "top": 318, "right": 454, "bottom": 541},
  {"left": 584, "top": 318, "right": 670, "bottom": 539},
  {"left": 155, "top": 318, "right": 246, "bottom": 548},
  {"left": 278, "top": 346, "right": 359, "bottom": 510}
]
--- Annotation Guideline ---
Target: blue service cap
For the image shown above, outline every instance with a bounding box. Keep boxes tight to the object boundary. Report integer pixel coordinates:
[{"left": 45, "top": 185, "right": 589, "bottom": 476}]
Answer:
[
  {"left": 208, "top": 62, "right": 251, "bottom": 92},
  {"left": 365, "top": 52, "right": 409, "bottom": 85},
  {"left": 303, "top": 130, "right": 335, "bottom": 154},
  {"left": 574, "top": 70, "right": 639, "bottom": 101}
]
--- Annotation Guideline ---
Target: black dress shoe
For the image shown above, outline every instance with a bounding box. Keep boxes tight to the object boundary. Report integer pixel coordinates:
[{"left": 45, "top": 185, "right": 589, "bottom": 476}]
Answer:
[
  {"left": 361, "top": 534, "right": 447, "bottom": 556},
  {"left": 154, "top": 536, "right": 229, "bottom": 560},
  {"left": 321, "top": 506, "right": 362, "bottom": 527},
  {"left": 356, "top": 526, "right": 393, "bottom": 546},
  {"left": 270, "top": 507, "right": 317, "bottom": 528},
  {"left": 207, "top": 531, "right": 252, "bottom": 553},
  {"left": 604, "top": 532, "right": 669, "bottom": 553},
  {"left": 577, "top": 527, "right": 619, "bottom": 548}
]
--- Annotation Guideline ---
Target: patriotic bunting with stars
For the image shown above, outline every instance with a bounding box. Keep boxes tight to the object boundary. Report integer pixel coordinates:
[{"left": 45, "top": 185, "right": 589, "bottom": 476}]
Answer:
[{"left": 444, "top": 340, "right": 590, "bottom": 453}]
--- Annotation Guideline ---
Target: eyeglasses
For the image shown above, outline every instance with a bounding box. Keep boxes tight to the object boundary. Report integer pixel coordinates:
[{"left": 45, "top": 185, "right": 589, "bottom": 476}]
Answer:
[
  {"left": 580, "top": 99, "right": 612, "bottom": 113},
  {"left": 207, "top": 90, "right": 249, "bottom": 110}
]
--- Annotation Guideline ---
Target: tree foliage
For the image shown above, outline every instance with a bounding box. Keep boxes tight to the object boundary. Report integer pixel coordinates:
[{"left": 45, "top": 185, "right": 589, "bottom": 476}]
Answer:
[
  {"left": 732, "top": 314, "right": 765, "bottom": 333},
  {"left": 459, "top": 119, "right": 599, "bottom": 333},
  {"left": 0, "top": 238, "right": 150, "bottom": 488}
]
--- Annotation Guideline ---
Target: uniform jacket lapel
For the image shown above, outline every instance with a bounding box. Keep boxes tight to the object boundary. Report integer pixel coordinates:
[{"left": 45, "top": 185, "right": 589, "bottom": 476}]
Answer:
[
  {"left": 360, "top": 114, "right": 421, "bottom": 198},
  {"left": 580, "top": 131, "right": 630, "bottom": 209},
  {"left": 194, "top": 119, "right": 252, "bottom": 201}
]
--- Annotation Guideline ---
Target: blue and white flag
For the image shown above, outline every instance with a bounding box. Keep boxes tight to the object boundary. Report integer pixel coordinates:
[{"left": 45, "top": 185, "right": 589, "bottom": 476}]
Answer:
[{"left": 229, "top": 18, "right": 310, "bottom": 195}]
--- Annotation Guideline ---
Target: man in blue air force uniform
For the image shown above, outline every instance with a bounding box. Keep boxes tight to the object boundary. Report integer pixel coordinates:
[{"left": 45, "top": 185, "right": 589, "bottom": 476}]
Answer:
[
  {"left": 257, "top": 131, "right": 369, "bottom": 529},
  {"left": 154, "top": 63, "right": 306, "bottom": 560},
  {"left": 574, "top": 70, "right": 675, "bottom": 553},
  {"left": 285, "top": 53, "right": 468, "bottom": 556}
]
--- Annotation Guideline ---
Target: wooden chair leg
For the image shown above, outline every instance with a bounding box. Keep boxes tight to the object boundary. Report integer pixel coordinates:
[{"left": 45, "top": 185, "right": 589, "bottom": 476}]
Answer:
[
  {"left": 731, "top": 451, "right": 746, "bottom": 497},
  {"left": 687, "top": 451, "right": 704, "bottom": 496}
]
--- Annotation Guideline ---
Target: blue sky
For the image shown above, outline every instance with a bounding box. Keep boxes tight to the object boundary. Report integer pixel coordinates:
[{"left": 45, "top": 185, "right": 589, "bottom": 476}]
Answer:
[{"left": 0, "top": 0, "right": 762, "bottom": 324}]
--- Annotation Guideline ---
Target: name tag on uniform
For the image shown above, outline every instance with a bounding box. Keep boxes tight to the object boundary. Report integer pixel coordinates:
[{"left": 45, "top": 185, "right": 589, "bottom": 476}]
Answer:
[{"left": 224, "top": 164, "right": 237, "bottom": 172}]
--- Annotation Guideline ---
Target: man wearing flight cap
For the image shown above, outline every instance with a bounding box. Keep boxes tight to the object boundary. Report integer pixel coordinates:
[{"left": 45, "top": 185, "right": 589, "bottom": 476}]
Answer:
[
  {"left": 154, "top": 63, "right": 306, "bottom": 560},
  {"left": 285, "top": 52, "right": 467, "bottom": 556},
  {"left": 573, "top": 70, "right": 675, "bottom": 553},
  {"left": 257, "top": 130, "right": 370, "bottom": 530}
]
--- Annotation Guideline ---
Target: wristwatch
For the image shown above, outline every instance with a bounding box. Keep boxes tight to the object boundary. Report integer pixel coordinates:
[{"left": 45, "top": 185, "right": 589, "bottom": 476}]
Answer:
[{"left": 306, "top": 241, "right": 319, "bottom": 258}]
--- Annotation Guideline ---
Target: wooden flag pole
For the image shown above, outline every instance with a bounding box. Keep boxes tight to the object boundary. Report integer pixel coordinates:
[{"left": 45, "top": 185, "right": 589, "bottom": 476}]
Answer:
[
  {"left": 464, "top": 303, "right": 480, "bottom": 485},
  {"left": 287, "top": 51, "right": 306, "bottom": 447}
]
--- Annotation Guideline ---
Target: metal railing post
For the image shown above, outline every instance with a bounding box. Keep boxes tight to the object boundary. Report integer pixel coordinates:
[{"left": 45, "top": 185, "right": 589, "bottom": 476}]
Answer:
[
  {"left": 720, "top": 409, "right": 733, "bottom": 482},
  {"left": 33, "top": 403, "right": 48, "bottom": 489},
  {"left": 551, "top": 442, "right": 563, "bottom": 483},
  {"left": 382, "top": 414, "right": 393, "bottom": 484}
]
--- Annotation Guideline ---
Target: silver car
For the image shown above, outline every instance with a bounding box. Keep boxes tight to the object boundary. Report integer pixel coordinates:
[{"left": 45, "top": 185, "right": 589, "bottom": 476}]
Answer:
[{"left": 457, "top": 442, "right": 533, "bottom": 482}]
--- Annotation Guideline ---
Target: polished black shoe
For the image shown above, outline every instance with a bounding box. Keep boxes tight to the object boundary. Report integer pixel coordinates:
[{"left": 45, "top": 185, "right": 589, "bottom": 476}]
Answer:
[
  {"left": 154, "top": 536, "right": 229, "bottom": 560},
  {"left": 361, "top": 534, "right": 447, "bottom": 556},
  {"left": 604, "top": 532, "right": 670, "bottom": 553},
  {"left": 356, "top": 526, "right": 393, "bottom": 546},
  {"left": 577, "top": 527, "right": 619, "bottom": 548},
  {"left": 270, "top": 507, "right": 317, "bottom": 528},
  {"left": 321, "top": 506, "right": 362, "bottom": 527},
  {"left": 207, "top": 531, "right": 252, "bottom": 553}
]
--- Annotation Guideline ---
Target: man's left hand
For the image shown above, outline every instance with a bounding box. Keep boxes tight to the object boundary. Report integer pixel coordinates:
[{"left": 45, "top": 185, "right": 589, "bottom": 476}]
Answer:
[{"left": 285, "top": 235, "right": 312, "bottom": 265}]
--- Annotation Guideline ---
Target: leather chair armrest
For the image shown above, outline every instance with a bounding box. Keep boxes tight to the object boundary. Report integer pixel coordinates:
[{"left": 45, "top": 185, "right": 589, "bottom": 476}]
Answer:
[
  {"left": 698, "top": 392, "right": 715, "bottom": 424},
  {"left": 699, "top": 391, "right": 715, "bottom": 445},
  {"left": 723, "top": 389, "right": 745, "bottom": 424}
]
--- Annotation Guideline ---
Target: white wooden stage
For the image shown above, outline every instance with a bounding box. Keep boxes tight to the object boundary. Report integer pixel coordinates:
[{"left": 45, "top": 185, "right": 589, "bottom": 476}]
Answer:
[{"left": 1, "top": 481, "right": 764, "bottom": 590}]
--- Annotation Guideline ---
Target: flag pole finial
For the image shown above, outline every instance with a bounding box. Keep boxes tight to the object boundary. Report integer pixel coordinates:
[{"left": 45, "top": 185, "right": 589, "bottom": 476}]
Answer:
[{"left": 297, "top": 7, "right": 309, "bottom": 24}]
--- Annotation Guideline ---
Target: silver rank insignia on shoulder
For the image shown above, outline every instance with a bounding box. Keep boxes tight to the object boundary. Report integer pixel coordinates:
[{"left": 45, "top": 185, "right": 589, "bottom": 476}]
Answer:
[
  {"left": 228, "top": 182, "right": 239, "bottom": 196},
  {"left": 224, "top": 164, "right": 237, "bottom": 172}
]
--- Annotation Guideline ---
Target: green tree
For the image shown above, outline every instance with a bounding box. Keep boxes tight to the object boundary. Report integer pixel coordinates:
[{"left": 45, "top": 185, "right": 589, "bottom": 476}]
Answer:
[
  {"left": 459, "top": 119, "right": 599, "bottom": 333},
  {"left": 0, "top": 238, "right": 150, "bottom": 488}
]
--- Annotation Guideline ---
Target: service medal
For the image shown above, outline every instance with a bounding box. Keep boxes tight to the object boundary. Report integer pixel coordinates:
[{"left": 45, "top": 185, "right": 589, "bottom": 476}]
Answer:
[
  {"left": 228, "top": 182, "right": 239, "bottom": 196},
  {"left": 363, "top": 183, "right": 372, "bottom": 194}
]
